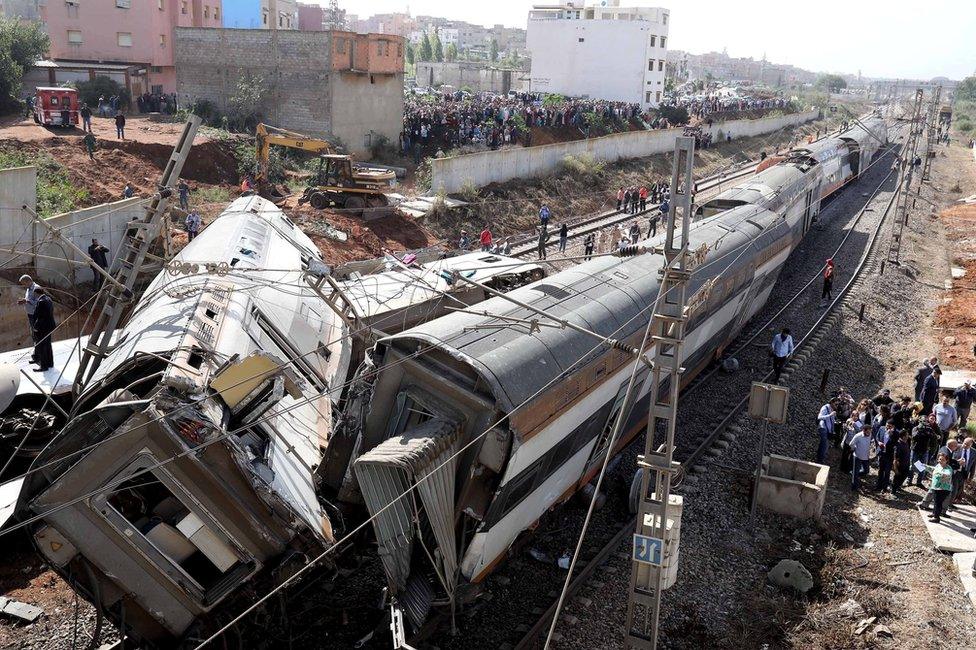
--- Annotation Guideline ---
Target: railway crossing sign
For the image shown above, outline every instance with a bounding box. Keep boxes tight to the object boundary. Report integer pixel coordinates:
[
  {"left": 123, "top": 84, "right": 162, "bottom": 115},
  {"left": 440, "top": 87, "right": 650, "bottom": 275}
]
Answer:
[{"left": 632, "top": 533, "right": 664, "bottom": 566}]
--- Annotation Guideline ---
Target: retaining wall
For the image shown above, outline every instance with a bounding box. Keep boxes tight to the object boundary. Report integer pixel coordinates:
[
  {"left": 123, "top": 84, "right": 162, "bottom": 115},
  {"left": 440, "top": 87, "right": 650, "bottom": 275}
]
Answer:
[
  {"left": 35, "top": 198, "right": 146, "bottom": 288},
  {"left": 429, "top": 110, "right": 820, "bottom": 194},
  {"left": 0, "top": 166, "right": 38, "bottom": 270}
]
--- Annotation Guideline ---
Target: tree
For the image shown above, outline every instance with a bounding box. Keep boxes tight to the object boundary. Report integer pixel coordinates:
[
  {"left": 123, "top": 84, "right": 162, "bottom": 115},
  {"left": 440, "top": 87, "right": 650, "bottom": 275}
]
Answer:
[
  {"left": 227, "top": 71, "right": 268, "bottom": 132},
  {"left": 816, "top": 74, "right": 847, "bottom": 93},
  {"left": 405, "top": 42, "right": 415, "bottom": 65},
  {"left": 957, "top": 76, "right": 976, "bottom": 103},
  {"left": 75, "top": 76, "right": 131, "bottom": 109},
  {"left": 432, "top": 31, "right": 444, "bottom": 62},
  {"left": 489, "top": 38, "right": 499, "bottom": 62},
  {"left": 0, "top": 18, "right": 49, "bottom": 110},
  {"left": 419, "top": 32, "right": 433, "bottom": 62},
  {"left": 445, "top": 43, "right": 458, "bottom": 63}
]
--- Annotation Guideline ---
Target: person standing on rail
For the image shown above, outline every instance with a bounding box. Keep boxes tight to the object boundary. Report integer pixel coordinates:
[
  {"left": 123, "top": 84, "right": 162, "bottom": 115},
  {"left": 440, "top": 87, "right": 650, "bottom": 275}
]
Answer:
[
  {"left": 539, "top": 204, "right": 551, "bottom": 229},
  {"left": 616, "top": 187, "right": 624, "bottom": 212},
  {"left": 770, "top": 327, "right": 794, "bottom": 383},
  {"left": 639, "top": 185, "right": 648, "bottom": 212},
  {"left": 583, "top": 232, "right": 595, "bottom": 260},
  {"left": 820, "top": 258, "right": 834, "bottom": 305},
  {"left": 558, "top": 222, "right": 568, "bottom": 253},
  {"left": 537, "top": 225, "right": 549, "bottom": 260}
]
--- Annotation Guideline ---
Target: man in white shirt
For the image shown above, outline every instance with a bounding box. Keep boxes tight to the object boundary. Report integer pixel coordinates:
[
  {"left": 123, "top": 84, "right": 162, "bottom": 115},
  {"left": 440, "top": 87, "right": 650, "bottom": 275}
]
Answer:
[
  {"left": 816, "top": 399, "right": 837, "bottom": 463},
  {"left": 850, "top": 426, "right": 873, "bottom": 491},
  {"left": 934, "top": 395, "right": 957, "bottom": 435},
  {"left": 770, "top": 327, "right": 795, "bottom": 384}
]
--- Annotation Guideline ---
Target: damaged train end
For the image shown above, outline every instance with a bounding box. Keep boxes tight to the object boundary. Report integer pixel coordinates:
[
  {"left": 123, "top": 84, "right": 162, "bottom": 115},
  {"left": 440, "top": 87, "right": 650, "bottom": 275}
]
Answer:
[{"left": 14, "top": 196, "right": 350, "bottom": 645}]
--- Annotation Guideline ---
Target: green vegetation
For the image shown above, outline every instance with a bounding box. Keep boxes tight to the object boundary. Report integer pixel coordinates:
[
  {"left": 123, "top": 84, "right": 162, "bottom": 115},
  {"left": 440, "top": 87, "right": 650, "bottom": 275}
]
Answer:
[
  {"left": 192, "top": 185, "right": 233, "bottom": 204},
  {"left": 953, "top": 77, "right": 976, "bottom": 135},
  {"left": 560, "top": 153, "right": 605, "bottom": 179},
  {"left": 419, "top": 33, "right": 433, "bottom": 62},
  {"left": 490, "top": 38, "right": 499, "bottom": 62},
  {"left": 74, "top": 76, "right": 130, "bottom": 110},
  {"left": 0, "top": 17, "right": 49, "bottom": 111},
  {"left": 445, "top": 43, "right": 458, "bottom": 63},
  {"left": 0, "top": 148, "right": 88, "bottom": 217},
  {"left": 406, "top": 43, "right": 415, "bottom": 65},
  {"left": 815, "top": 74, "right": 847, "bottom": 93},
  {"left": 432, "top": 31, "right": 444, "bottom": 62},
  {"left": 234, "top": 139, "right": 286, "bottom": 185}
]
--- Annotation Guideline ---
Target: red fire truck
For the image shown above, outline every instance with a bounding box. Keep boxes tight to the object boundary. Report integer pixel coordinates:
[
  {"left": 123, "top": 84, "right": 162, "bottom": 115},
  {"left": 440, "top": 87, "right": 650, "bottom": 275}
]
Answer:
[{"left": 31, "top": 87, "right": 79, "bottom": 127}]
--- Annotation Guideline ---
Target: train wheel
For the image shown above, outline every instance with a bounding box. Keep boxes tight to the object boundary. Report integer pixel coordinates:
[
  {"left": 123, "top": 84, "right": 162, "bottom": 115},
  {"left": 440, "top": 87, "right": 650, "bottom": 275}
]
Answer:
[
  {"left": 309, "top": 192, "right": 328, "bottom": 210},
  {"left": 628, "top": 468, "right": 644, "bottom": 515}
]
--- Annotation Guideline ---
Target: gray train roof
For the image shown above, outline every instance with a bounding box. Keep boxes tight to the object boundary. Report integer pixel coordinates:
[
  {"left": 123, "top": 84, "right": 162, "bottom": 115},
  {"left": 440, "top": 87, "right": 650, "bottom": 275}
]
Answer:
[
  {"left": 839, "top": 116, "right": 887, "bottom": 145},
  {"left": 382, "top": 204, "right": 785, "bottom": 415}
]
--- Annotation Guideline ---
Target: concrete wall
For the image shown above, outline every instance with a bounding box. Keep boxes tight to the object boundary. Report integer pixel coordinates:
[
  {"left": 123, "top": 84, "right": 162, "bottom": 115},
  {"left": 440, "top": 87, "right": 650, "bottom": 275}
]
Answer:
[
  {"left": 175, "top": 27, "right": 403, "bottom": 155},
  {"left": 415, "top": 62, "right": 515, "bottom": 95},
  {"left": 35, "top": 198, "right": 146, "bottom": 289},
  {"left": 430, "top": 110, "right": 820, "bottom": 194},
  {"left": 0, "top": 167, "right": 37, "bottom": 270}
]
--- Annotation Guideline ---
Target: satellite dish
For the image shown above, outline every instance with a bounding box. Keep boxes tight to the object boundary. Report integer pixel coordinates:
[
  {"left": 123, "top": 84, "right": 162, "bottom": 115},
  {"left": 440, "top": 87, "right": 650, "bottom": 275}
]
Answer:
[{"left": 0, "top": 363, "right": 21, "bottom": 413}]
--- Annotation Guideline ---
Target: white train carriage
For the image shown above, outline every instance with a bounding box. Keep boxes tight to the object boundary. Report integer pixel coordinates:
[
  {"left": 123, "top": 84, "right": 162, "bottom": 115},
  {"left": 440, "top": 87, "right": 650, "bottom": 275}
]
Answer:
[{"left": 351, "top": 204, "right": 806, "bottom": 628}]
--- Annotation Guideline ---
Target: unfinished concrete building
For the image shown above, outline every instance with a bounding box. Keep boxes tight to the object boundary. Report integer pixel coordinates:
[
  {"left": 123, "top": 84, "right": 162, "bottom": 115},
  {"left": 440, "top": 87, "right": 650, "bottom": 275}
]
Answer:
[{"left": 174, "top": 28, "right": 404, "bottom": 155}]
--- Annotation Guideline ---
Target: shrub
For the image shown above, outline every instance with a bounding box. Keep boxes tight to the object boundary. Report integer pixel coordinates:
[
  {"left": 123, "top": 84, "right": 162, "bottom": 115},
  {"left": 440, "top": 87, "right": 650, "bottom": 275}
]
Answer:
[
  {"left": 657, "top": 104, "right": 689, "bottom": 126},
  {"left": 226, "top": 71, "right": 268, "bottom": 132},
  {"left": 74, "top": 76, "right": 131, "bottom": 110},
  {"left": 0, "top": 147, "right": 88, "bottom": 217},
  {"left": 458, "top": 180, "right": 480, "bottom": 202},
  {"left": 234, "top": 138, "right": 286, "bottom": 185},
  {"left": 368, "top": 134, "right": 398, "bottom": 164},
  {"left": 560, "top": 153, "right": 604, "bottom": 178}
]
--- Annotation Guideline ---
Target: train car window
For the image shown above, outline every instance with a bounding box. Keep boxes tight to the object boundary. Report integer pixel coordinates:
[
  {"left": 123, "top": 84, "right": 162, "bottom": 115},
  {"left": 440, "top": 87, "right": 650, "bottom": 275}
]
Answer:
[
  {"left": 501, "top": 460, "right": 542, "bottom": 516},
  {"left": 247, "top": 305, "right": 327, "bottom": 393},
  {"left": 92, "top": 456, "right": 256, "bottom": 604},
  {"left": 588, "top": 384, "right": 632, "bottom": 467}
]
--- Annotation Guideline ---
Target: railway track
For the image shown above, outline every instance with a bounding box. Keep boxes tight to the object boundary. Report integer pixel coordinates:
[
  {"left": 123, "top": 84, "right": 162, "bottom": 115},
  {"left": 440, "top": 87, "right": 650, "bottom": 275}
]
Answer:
[{"left": 506, "top": 131, "right": 907, "bottom": 650}]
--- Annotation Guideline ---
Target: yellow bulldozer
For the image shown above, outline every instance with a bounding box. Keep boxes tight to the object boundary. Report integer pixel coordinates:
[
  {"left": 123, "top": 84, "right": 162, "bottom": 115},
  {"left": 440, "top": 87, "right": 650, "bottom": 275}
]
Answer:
[{"left": 254, "top": 123, "right": 396, "bottom": 215}]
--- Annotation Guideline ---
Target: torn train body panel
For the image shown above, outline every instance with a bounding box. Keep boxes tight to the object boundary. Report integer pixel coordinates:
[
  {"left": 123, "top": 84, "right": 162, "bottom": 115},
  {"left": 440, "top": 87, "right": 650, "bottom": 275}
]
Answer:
[{"left": 21, "top": 196, "right": 348, "bottom": 643}]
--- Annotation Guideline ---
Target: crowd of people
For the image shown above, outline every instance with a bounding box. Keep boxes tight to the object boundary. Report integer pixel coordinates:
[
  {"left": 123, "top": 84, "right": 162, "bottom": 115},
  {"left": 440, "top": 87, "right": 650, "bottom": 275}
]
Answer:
[
  {"left": 666, "top": 95, "right": 793, "bottom": 121},
  {"left": 136, "top": 92, "right": 179, "bottom": 115},
  {"left": 814, "top": 357, "right": 976, "bottom": 524}
]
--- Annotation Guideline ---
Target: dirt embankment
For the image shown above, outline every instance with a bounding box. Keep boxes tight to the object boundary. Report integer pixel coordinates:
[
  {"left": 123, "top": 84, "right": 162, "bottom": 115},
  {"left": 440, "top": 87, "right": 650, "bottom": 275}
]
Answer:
[
  {"left": 933, "top": 140, "right": 976, "bottom": 368},
  {"left": 422, "top": 111, "right": 855, "bottom": 243}
]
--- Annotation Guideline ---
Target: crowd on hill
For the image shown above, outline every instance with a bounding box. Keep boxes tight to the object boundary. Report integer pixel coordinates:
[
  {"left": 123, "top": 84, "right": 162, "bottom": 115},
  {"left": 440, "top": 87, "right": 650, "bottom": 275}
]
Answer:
[
  {"left": 815, "top": 357, "right": 976, "bottom": 524},
  {"left": 666, "top": 95, "right": 793, "bottom": 121}
]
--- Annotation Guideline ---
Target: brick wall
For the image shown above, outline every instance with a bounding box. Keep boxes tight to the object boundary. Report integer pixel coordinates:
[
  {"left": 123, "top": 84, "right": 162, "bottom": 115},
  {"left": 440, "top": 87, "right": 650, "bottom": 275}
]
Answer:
[{"left": 175, "top": 27, "right": 403, "bottom": 154}]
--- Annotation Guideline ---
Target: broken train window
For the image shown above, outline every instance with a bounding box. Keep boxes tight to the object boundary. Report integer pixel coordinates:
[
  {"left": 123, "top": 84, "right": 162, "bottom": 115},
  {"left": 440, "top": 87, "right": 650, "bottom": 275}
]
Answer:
[{"left": 93, "top": 456, "right": 256, "bottom": 603}]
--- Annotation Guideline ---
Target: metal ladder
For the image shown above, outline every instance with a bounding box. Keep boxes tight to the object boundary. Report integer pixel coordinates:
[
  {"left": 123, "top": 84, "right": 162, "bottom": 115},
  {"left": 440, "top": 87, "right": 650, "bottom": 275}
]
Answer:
[
  {"left": 624, "top": 136, "right": 695, "bottom": 649},
  {"left": 72, "top": 115, "right": 202, "bottom": 398}
]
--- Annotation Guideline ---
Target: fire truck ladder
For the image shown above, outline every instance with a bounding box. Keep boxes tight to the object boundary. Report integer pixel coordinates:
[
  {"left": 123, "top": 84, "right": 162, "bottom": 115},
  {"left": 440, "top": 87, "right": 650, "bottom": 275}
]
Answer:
[
  {"left": 623, "top": 136, "right": 695, "bottom": 649},
  {"left": 885, "top": 89, "right": 925, "bottom": 269},
  {"left": 72, "top": 115, "right": 202, "bottom": 398}
]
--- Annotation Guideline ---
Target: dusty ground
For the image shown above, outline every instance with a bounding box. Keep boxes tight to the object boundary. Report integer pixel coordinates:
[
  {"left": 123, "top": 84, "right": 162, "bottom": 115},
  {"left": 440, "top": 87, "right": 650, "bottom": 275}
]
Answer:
[{"left": 933, "top": 138, "right": 976, "bottom": 369}]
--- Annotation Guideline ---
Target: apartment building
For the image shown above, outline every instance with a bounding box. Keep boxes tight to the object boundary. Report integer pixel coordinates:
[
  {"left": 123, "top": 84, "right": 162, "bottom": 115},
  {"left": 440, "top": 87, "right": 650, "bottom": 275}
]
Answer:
[
  {"left": 223, "top": 0, "right": 297, "bottom": 30},
  {"left": 32, "top": 0, "right": 222, "bottom": 97},
  {"left": 527, "top": 0, "right": 669, "bottom": 107}
]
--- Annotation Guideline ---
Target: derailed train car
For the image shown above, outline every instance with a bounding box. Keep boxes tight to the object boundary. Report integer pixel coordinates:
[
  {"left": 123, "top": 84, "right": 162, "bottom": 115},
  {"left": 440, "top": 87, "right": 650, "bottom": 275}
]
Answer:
[
  {"left": 346, "top": 117, "right": 890, "bottom": 629},
  {"left": 1, "top": 197, "right": 545, "bottom": 644}
]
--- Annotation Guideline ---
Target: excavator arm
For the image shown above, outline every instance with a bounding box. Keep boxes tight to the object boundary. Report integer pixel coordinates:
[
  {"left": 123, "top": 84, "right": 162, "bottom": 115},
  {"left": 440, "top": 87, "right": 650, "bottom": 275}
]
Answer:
[{"left": 254, "top": 122, "right": 338, "bottom": 190}]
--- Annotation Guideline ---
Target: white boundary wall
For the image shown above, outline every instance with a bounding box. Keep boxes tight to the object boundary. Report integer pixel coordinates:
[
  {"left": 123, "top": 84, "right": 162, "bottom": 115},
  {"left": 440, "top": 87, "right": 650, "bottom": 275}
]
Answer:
[{"left": 430, "top": 110, "right": 820, "bottom": 194}]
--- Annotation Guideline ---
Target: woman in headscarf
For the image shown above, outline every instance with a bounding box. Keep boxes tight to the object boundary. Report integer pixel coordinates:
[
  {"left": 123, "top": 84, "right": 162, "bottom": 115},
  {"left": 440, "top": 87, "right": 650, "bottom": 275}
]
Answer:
[{"left": 821, "top": 258, "right": 834, "bottom": 303}]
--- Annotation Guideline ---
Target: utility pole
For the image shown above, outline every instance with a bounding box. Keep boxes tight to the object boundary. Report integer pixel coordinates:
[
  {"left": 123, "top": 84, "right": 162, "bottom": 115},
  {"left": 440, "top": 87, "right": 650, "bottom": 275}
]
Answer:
[
  {"left": 71, "top": 115, "right": 202, "bottom": 399},
  {"left": 623, "top": 136, "right": 695, "bottom": 649},
  {"left": 921, "top": 85, "right": 942, "bottom": 181},
  {"left": 885, "top": 88, "right": 925, "bottom": 270}
]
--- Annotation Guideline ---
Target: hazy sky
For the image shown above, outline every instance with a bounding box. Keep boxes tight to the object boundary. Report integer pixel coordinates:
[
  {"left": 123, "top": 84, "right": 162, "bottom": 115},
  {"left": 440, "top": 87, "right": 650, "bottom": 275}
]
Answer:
[{"left": 323, "top": 0, "right": 976, "bottom": 80}]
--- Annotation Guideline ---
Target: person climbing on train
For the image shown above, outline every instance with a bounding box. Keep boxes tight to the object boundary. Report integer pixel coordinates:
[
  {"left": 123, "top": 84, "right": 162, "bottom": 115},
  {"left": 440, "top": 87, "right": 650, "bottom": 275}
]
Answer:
[{"left": 821, "top": 258, "right": 834, "bottom": 305}]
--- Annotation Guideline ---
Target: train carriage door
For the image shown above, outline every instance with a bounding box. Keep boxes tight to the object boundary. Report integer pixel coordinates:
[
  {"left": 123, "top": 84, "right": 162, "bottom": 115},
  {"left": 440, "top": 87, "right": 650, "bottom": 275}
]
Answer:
[{"left": 802, "top": 189, "right": 815, "bottom": 233}]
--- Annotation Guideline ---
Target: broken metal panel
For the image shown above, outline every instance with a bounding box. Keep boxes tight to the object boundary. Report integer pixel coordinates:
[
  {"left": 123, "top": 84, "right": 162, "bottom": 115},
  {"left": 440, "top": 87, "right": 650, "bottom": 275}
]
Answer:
[
  {"left": 210, "top": 352, "right": 303, "bottom": 411},
  {"left": 354, "top": 419, "right": 461, "bottom": 595}
]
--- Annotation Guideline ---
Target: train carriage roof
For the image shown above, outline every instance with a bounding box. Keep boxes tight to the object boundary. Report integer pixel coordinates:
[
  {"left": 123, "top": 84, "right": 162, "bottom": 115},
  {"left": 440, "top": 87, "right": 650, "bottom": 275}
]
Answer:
[{"left": 382, "top": 205, "right": 785, "bottom": 418}]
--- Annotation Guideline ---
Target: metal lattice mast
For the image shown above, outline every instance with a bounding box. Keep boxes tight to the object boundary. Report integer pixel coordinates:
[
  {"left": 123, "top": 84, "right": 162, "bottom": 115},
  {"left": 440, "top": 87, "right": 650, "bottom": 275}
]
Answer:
[
  {"left": 885, "top": 89, "right": 925, "bottom": 269},
  {"left": 72, "top": 115, "right": 202, "bottom": 398},
  {"left": 624, "top": 136, "right": 695, "bottom": 649},
  {"left": 921, "top": 86, "right": 942, "bottom": 181}
]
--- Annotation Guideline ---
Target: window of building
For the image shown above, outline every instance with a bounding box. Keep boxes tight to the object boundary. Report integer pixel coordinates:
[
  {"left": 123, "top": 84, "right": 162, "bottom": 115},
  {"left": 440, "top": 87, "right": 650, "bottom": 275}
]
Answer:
[
  {"left": 646, "top": 91, "right": 652, "bottom": 104},
  {"left": 578, "top": 37, "right": 584, "bottom": 43},
  {"left": 66, "top": 1, "right": 79, "bottom": 18},
  {"left": 658, "top": 60, "right": 664, "bottom": 72},
  {"left": 117, "top": 32, "right": 132, "bottom": 47},
  {"left": 649, "top": 35, "right": 656, "bottom": 47},
  {"left": 656, "top": 91, "right": 661, "bottom": 103},
  {"left": 116, "top": 0, "right": 131, "bottom": 8},
  {"left": 181, "top": 1, "right": 188, "bottom": 15},
  {"left": 661, "top": 36, "right": 667, "bottom": 48},
  {"left": 67, "top": 29, "right": 82, "bottom": 44},
  {"left": 336, "top": 38, "right": 346, "bottom": 54},
  {"left": 214, "top": 7, "right": 219, "bottom": 20},
  {"left": 159, "top": 34, "right": 166, "bottom": 47},
  {"left": 204, "top": 5, "right": 209, "bottom": 19},
  {"left": 150, "top": 66, "right": 163, "bottom": 73},
  {"left": 262, "top": 10, "right": 267, "bottom": 24},
  {"left": 663, "top": 13, "right": 668, "bottom": 25},
  {"left": 648, "top": 59, "right": 653, "bottom": 72}
]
